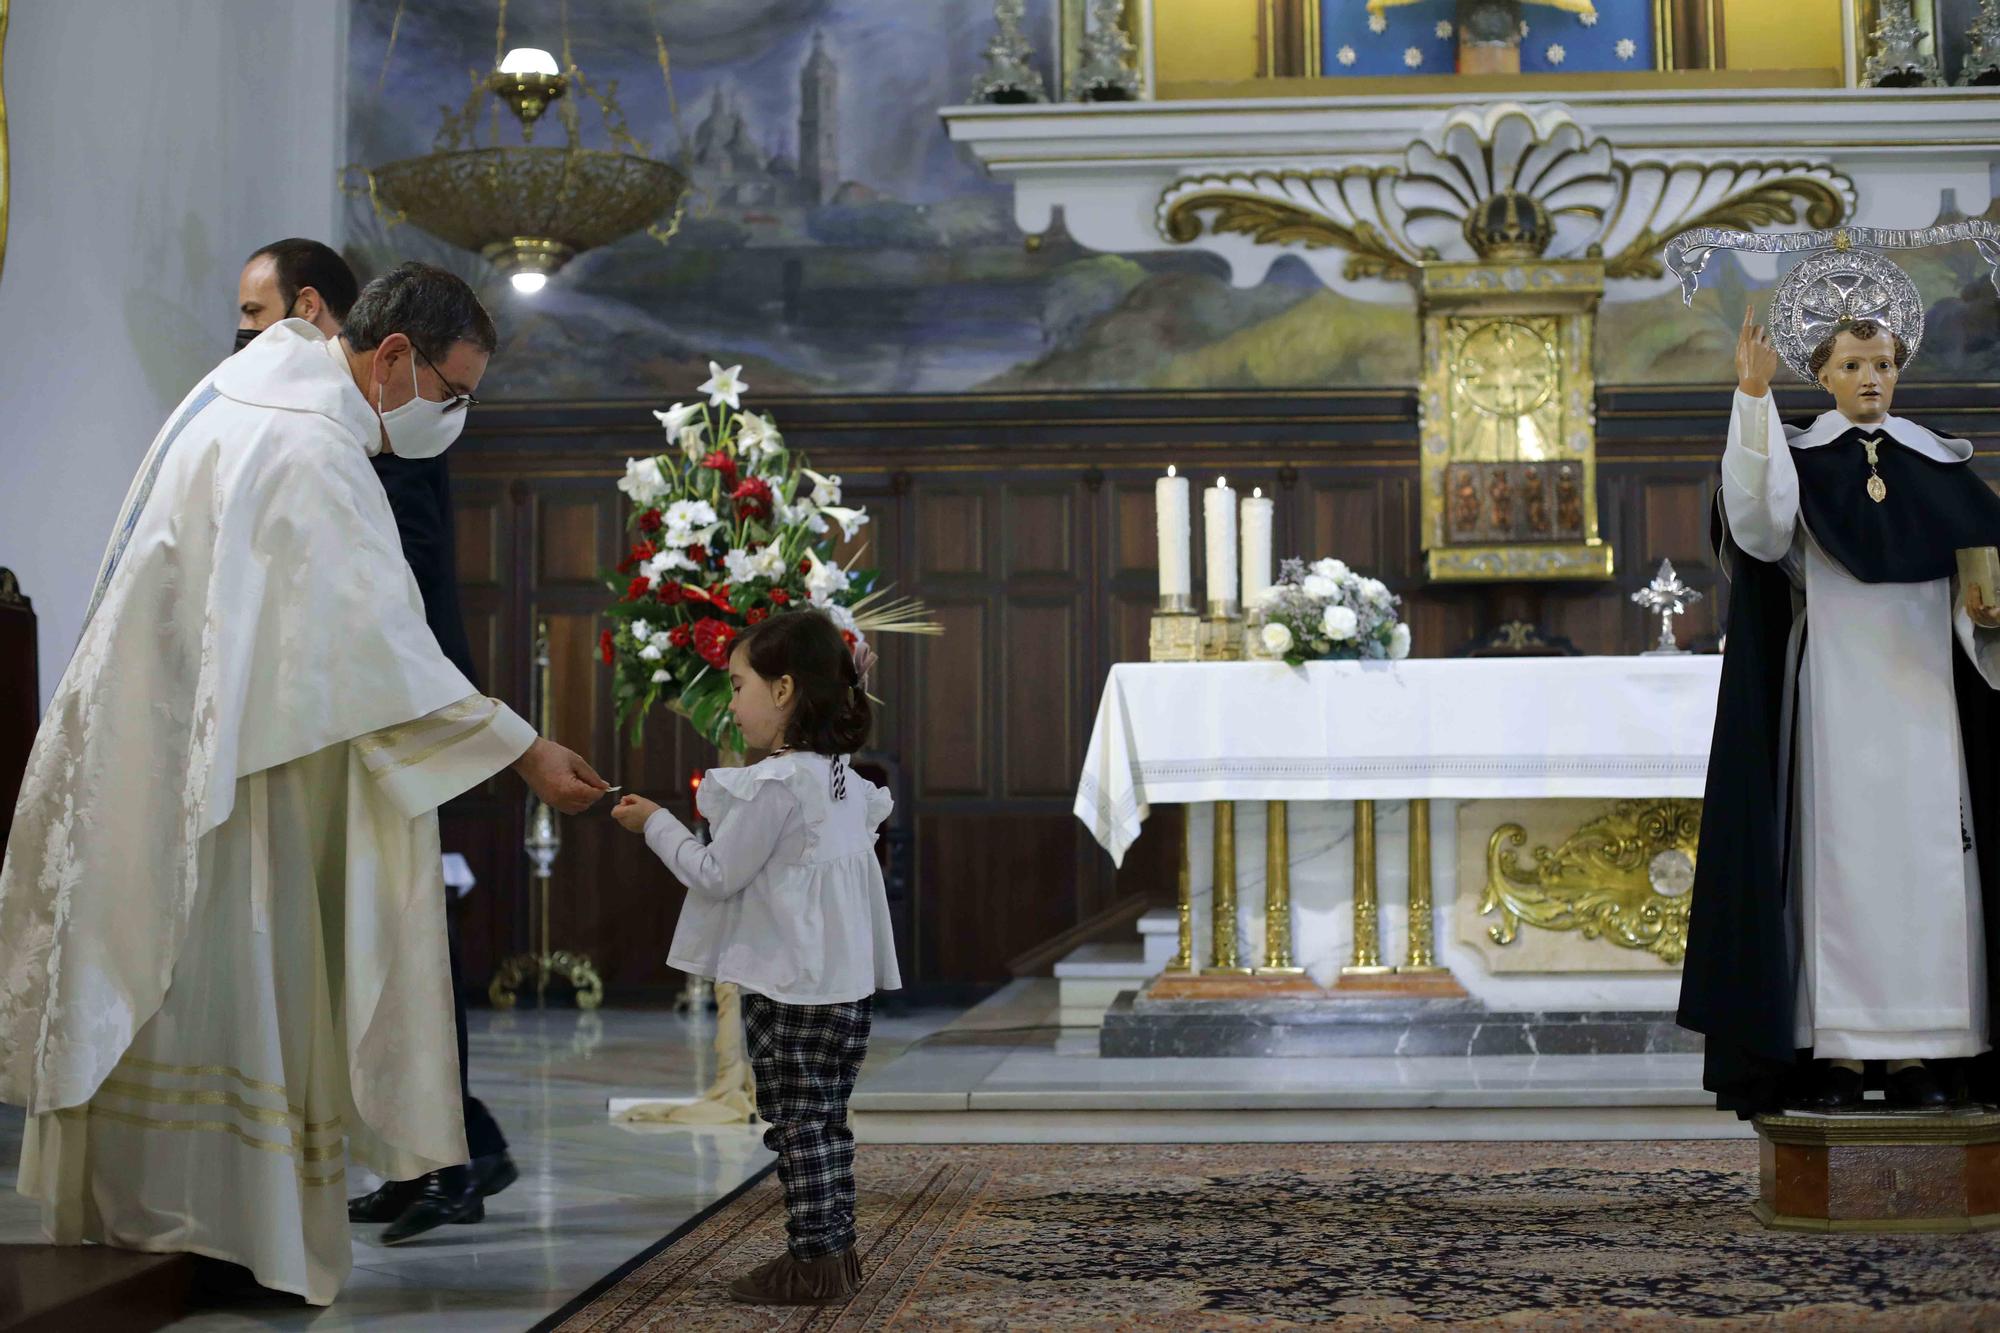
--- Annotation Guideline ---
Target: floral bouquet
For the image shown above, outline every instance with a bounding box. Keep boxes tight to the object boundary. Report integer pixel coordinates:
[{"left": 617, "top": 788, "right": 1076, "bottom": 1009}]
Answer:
[
  {"left": 1253, "top": 557, "right": 1410, "bottom": 665},
  {"left": 604, "top": 361, "right": 936, "bottom": 751}
]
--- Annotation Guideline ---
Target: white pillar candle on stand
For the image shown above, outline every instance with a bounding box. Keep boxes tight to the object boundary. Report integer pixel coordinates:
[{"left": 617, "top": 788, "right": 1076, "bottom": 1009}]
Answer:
[
  {"left": 1241, "top": 486, "right": 1273, "bottom": 610},
  {"left": 1205, "top": 476, "right": 1238, "bottom": 613},
  {"left": 1155, "top": 466, "right": 1191, "bottom": 608}
]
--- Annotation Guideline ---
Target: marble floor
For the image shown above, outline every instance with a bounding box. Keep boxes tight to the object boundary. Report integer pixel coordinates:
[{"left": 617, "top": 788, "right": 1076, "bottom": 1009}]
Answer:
[{"left": 0, "top": 1002, "right": 965, "bottom": 1332}]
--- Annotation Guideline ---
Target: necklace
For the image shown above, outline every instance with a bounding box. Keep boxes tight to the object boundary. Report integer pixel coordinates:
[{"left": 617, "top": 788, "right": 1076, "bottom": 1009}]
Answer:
[{"left": 1861, "top": 436, "right": 1888, "bottom": 503}]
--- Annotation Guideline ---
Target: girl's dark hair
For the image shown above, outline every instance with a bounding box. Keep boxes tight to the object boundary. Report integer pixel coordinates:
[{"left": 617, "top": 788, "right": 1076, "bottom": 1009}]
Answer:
[{"left": 735, "top": 609, "right": 871, "bottom": 755}]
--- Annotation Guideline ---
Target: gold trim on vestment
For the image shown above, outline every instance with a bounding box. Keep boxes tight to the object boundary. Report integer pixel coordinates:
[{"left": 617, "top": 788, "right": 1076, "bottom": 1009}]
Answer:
[
  {"left": 351, "top": 693, "right": 496, "bottom": 761},
  {"left": 55, "top": 1105, "right": 347, "bottom": 1184},
  {"left": 96, "top": 1078, "right": 343, "bottom": 1135},
  {"left": 115, "top": 1055, "right": 289, "bottom": 1100},
  {"left": 356, "top": 700, "right": 504, "bottom": 774}
]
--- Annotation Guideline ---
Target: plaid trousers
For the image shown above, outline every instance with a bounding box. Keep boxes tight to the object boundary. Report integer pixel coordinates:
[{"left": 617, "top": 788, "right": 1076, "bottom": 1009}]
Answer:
[{"left": 743, "top": 992, "right": 873, "bottom": 1259}]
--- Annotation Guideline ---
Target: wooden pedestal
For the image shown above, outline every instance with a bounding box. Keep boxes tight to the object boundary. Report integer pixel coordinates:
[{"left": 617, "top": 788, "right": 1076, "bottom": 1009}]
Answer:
[{"left": 1754, "top": 1109, "right": 2000, "bottom": 1233}]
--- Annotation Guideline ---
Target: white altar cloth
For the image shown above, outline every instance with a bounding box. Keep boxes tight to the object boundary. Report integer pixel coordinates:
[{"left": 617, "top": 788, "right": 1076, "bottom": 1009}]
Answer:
[{"left": 1077, "top": 658, "right": 1722, "bottom": 866}]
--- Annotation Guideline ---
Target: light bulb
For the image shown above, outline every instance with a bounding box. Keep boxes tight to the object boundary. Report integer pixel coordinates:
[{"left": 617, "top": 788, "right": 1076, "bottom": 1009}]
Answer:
[
  {"left": 499, "top": 47, "right": 560, "bottom": 76},
  {"left": 511, "top": 271, "right": 549, "bottom": 295}
]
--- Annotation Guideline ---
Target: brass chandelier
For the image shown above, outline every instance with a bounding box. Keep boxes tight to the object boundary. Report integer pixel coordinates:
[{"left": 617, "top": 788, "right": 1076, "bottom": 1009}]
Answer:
[{"left": 353, "top": 1, "right": 691, "bottom": 294}]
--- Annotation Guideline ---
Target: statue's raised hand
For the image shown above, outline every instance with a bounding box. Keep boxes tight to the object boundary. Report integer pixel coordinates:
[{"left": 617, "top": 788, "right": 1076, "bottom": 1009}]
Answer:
[{"left": 1736, "top": 305, "right": 1778, "bottom": 398}]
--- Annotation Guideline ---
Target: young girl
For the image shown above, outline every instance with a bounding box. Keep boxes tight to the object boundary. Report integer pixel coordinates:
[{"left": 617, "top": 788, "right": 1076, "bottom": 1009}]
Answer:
[{"left": 611, "top": 609, "right": 899, "bottom": 1306}]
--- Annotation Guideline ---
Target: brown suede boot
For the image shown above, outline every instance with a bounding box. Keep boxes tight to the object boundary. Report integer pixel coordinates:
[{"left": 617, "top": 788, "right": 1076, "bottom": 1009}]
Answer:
[{"left": 726, "top": 1248, "right": 861, "bottom": 1305}]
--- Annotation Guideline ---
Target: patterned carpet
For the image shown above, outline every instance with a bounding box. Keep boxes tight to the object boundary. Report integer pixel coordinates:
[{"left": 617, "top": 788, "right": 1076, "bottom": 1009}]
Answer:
[{"left": 538, "top": 1142, "right": 2000, "bottom": 1330}]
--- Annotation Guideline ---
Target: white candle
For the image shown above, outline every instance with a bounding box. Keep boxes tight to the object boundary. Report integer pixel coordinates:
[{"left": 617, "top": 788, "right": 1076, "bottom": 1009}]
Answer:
[
  {"left": 1205, "top": 476, "right": 1238, "bottom": 613},
  {"left": 1241, "top": 486, "right": 1273, "bottom": 610},
  {"left": 1154, "top": 466, "right": 1191, "bottom": 605}
]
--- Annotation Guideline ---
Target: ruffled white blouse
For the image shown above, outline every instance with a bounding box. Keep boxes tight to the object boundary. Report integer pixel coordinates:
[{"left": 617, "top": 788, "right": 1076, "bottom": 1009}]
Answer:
[{"left": 648, "top": 752, "right": 902, "bottom": 1005}]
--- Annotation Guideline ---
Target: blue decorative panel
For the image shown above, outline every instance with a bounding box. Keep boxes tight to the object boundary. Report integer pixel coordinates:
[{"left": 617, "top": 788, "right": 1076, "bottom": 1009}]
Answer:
[{"left": 1322, "top": 2, "right": 1656, "bottom": 77}]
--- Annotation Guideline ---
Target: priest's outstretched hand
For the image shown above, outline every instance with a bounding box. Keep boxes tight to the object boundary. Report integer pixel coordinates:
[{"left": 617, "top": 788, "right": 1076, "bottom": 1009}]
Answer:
[{"left": 514, "top": 736, "right": 612, "bottom": 814}]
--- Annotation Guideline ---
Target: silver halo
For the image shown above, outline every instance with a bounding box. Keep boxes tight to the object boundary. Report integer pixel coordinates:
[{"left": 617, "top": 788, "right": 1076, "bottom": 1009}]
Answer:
[{"left": 1769, "top": 247, "right": 1923, "bottom": 383}]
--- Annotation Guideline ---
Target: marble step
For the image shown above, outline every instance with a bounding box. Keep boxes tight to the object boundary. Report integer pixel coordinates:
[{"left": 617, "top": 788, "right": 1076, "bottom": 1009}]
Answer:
[{"left": 1053, "top": 941, "right": 1155, "bottom": 1013}]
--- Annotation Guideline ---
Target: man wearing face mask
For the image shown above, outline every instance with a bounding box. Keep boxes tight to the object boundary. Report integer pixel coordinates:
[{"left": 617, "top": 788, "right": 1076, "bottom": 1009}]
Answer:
[
  {"left": 233, "top": 240, "right": 519, "bottom": 1243},
  {"left": 0, "top": 261, "right": 610, "bottom": 1305},
  {"left": 234, "top": 236, "right": 357, "bottom": 351}
]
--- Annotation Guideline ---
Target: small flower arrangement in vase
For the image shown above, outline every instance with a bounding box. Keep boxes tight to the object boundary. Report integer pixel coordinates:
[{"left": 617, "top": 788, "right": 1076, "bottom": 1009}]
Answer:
[{"left": 1253, "top": 557, "right": 1410, "bottom": 665}]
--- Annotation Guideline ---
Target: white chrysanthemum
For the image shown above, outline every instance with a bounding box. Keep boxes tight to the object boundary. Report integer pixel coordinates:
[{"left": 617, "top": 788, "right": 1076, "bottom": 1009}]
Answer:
[
  {"left": 1261, "top": 621, "right": 1294, "bottom": 655},
  {"left": 723, "top": 547, "right": 759, "bottom": 583},
  {"left": 1367, "top": 13, "right": 1386, "bottom": 33},
  {"left": 617, "top": 456, "right": 671, "bottom": 504},
  {"left": 1388, "top": 623, "right": 1412, "bottom": 660},
  {"left": 1615, "top": 37, "right": 1636, "bottom": 60},
  {"left": 1403, "top": 46, "right": 1422, "bottom": 67},
  {"left": 1546, "top": 42, "right": 1566, "bottom": 65},
  {"left": 640, "top": 549, "right": 696, "bottom": 581},
  {"left": 1301, "top": 573, "right": 1340, "bottom": 601},
  {"left": 1337, "top": 44, "right": 1356, "bottom": 66},
  {"left": 665, "top": 499, "right": 718, "bottom": 530},
  {"left": 1322, "top": 605, "right": 1360, "bottom": 641},
  {"left": 1434, "top": 20, "right": 1453, "bottom": 38},
  {"left": 748, "top": 546, "right": 790, "bottom": 581}
]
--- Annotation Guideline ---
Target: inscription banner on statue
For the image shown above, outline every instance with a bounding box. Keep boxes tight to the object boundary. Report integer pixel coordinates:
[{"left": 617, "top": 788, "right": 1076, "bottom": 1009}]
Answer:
[{"left": 1076, "top": 658, "right": 1721, "bottom": 866}]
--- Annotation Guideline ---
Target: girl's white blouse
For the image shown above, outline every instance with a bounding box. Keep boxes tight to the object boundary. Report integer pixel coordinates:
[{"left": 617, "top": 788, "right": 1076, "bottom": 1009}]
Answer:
[{"left": 648, "top": 752, "right": 901, "bottom": 1005}]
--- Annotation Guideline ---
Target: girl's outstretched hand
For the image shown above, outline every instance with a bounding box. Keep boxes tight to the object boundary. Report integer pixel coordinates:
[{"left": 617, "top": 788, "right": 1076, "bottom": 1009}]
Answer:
[{"left": 612, "top": 793, "right": 663, "bottom": 834}]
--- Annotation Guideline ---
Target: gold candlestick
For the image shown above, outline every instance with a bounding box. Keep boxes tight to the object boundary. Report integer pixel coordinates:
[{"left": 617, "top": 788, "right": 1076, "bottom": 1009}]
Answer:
[{"left": 1167, "top": 808, "right": 1194, "bottom": 973}]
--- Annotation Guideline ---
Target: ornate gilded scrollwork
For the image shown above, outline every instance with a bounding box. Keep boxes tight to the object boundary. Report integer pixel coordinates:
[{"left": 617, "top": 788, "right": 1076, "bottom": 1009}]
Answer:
[
  {"left": 1157, "top": 103, "right": 1854, "bottom": 288},
  {"left": 488, "top": 949, "right": 605, "bottom": 1011},
  {"left": 1479, "top": 799, "right": 1701, "bottom": 965},
  {"left": 1159, "top": 167, "right": 1419, "bottom": 281}
]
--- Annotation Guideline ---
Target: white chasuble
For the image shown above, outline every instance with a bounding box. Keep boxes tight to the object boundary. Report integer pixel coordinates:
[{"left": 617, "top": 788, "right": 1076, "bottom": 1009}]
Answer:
[
  {"left": 1721, "top": 389, "right": 1997, "bottom": 1059},
  {"left": 0, "top": 321, "right": 535, "bottom": 1304}
]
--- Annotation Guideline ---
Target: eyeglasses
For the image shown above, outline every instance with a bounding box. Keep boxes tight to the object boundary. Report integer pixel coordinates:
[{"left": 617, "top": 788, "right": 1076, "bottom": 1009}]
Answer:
[{"left": 412, "top": 342, "right": 480, "bottom": 414}]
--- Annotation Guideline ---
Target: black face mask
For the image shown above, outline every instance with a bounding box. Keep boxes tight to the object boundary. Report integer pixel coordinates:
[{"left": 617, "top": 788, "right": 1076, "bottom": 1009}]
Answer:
[{"left": 232, "top": 326, "right": 260, "bottom": 354}]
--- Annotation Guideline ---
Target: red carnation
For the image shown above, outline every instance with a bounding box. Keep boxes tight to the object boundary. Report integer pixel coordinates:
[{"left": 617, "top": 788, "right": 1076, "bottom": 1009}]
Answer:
[
  {"left": 617, "top": 540, "right": 658, "bottom": 574},
  {"left": 638, "top": 508, "right": 663, "bottom": 533},
  {"left": 732, "top": 476, "right": 774, "bottom": 522},
  {"left": 655, "top": 581, "right": 685, "bottom": 606},
  {"left": 692, "top": 618, "right": 737, "bottom": 669},
  {"left": 623, "top": 576, "right": 651, "bottom": 602},
  {"left": 689, "top": 544, "right": 709, "bottom": 565},
  {"left": 769, "top": 589, "right": 790, "bottom": 606},
  {"left": 700, "top": 449, "right": 739, "bottom": 489},
  {"left": 746, "top": 607, "right": 768, "bottom": 625},
  {"left": 599, "top": 629, "right": 615, "bottom": 665},
  {"left": 668, "top": 624, "right": 693, "bottom": 648}
]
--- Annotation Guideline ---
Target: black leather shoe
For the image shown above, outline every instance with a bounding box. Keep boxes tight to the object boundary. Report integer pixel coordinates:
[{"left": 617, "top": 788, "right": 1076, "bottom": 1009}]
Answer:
[
  {"left": 381, "top": 1166, "right": 484, "bottom": 1245},
  {"left": 1887, "top": 1063, "right": 1955, "bottom": 1110},
  {"left": 1795, "top": 1063, "right": 1864, "bottom": 1112},
  {"left": 348, "top": 1175, "right": 424, "bottom": 1224},
  {"left": 473, "top": 1149, "right": 518, "bottom": 1199}
]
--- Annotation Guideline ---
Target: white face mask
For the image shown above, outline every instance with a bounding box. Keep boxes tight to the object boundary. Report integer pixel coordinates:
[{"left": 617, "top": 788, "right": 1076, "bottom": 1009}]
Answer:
[{"left": 376, "top": 354, "right": 466, "bottom": 460}]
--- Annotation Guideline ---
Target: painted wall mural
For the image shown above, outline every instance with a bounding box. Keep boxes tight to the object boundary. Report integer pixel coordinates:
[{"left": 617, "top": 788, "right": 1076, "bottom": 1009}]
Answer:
[{"left": 344, "top": 1, "right": 1997, "bottom": 398}]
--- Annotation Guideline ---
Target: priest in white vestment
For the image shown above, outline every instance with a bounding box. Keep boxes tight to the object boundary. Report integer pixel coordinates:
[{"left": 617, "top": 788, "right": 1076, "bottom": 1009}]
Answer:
[
  {"left": 0, "top": 262, "right": 608, "bottom": 1303},
  {"left": 1682, "top": 302, "right": 2000, "bottom": 1114}
]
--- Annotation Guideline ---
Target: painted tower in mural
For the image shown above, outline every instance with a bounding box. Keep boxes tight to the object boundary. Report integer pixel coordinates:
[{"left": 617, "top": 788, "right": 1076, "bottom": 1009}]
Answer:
[{"left": 799, "top": 30, "right": 838, "bottom": 205}]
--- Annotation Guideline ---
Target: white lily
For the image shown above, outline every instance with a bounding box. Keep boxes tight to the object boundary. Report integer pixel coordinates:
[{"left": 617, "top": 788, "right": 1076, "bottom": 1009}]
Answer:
[
  {"left": 652, "top": 401, "right": 700, "bottom": 438},
  {"left": 735, "top": 412, "right": 782, "bottom": 462},
  {"left": 700, "top": 361, "right": 746, "bottom": 410},
  {"left": 678, "top": 421, "right": 709, "bottom": 462},
  {"left": 819, "top": 505, "right": 869, "bottom": 542},
  {"left": 803, "top": 549, "right": 852, "bottom": 605},
  {"left": 804, "top": 468, "right": 843, "bottom": 507},
  {"left": 723, "top": 548, "right": 759, "bottom": 583}
]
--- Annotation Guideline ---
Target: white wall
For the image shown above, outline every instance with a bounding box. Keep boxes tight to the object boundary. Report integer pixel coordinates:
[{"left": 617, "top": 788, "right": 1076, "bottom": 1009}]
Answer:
[{"left": 0, "top": 0, "right": 348, "bottom": 708}]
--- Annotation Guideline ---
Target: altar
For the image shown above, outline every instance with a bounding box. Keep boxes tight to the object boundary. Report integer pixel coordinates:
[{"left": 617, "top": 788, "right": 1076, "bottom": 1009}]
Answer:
[{"left": 1074, "top": 655, "right": 1721, "bottom": 1052}]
